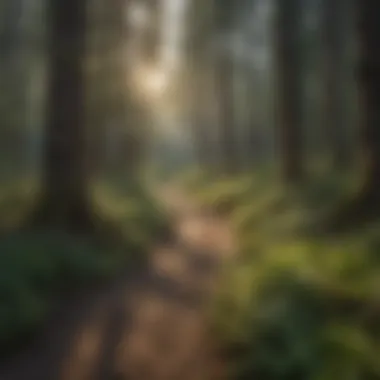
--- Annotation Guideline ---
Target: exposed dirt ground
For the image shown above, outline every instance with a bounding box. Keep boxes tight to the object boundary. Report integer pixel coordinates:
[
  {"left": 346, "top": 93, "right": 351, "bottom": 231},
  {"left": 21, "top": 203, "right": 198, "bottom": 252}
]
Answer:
[{"left": 0, "top": 187, "right": 234, "bottom": 380}]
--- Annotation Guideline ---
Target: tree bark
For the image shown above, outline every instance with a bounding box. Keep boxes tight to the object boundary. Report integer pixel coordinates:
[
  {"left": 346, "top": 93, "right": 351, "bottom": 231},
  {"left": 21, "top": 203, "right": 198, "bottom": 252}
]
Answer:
[
  {"left": 35, "top": 0, "right": 91, "bottom": 231},
  {"left": 322, "top": 0, "right": 350, "bottom": 168},
  {"left": 356, "top": 0, "right": 380, "bottom": 193},
  {"left": 0, "top": 0, "right": 23, "bottom": 65},
  {"left": 188, "top": 60, "right": 211, "bottom": 167},
  {"left": 214, "top": 0, "right": 239, "bottom": 174},
  {"left": 86, "top": 0, "right": 110, "bottom": 177},
  {"left": 274, "top": 0, "right": 303, "bottom": 183},
  {"left": 323, "top": 0, "right": 380, "bottom": 232},
  {"left": 216, "top": 54, "right": 239, "bottom": 174}
]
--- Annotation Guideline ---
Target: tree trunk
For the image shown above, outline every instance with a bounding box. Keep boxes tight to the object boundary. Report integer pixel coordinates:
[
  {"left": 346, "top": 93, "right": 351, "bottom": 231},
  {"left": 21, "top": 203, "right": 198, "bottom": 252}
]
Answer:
[
  {"left": 86, "top": 0, "right": 110, "bottom": 178},
  {"left": 188, "top": 60, "right": 210, "bottom": 167},
  {"left": 0, "top": 0, "right": 23, "bottom": 66},
  {"left": 35, "top": 0, "right": 91, "bottom": 231},
  {"left": 216, "top": 54, "right": 238, "bottom": 174},
  {"left": 323, "top": 0, "right": 380, "bottom": 231},
  {"left": 356, "top": 0, "right": 380, "bottom": 194},
  {"left": 274, "top": 0, "right": 303, "bottom": 183},
  {"left": 214, "top": 0, "right": 239, "bottom": 174},
  {"left": 0, "top": 0, "right": 29, "bottom": 172},
  {"left": 185, "top": 0, "right": 214, "bottom": 168},
  {"left": 141, "top": 0, "right": 161, "bottom": 65},
  {"left": 322, "top": 0, "right": 350, "bottom": 168}
]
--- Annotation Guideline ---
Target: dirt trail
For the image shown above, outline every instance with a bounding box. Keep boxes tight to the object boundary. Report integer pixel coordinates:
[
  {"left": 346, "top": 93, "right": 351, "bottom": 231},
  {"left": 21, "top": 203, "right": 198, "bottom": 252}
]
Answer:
[{"left": 0, "top": 187, "right": 234, "bottom": 380}]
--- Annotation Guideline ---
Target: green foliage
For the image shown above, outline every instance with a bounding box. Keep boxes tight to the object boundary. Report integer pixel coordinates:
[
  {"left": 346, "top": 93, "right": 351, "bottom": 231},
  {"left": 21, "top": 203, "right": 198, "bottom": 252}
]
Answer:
[
  {"left": 195, "top": 174, "right": 380, "bottom": 380},
  {"left": 189, "top": 174, "right": 259, "bottom": 216},
  {"left": 0, "top": 179, "right": 170, "bottom": 353},
  {"left": 92, "top": 181, "right": 171, "bottom": 249},
  {"left": 176, "top": 166, "right": 212, "bottom": 192},
  {"left": 212, "top": 234, "right": 380, "bottom": 380},
  {"left": 0, "top": 231, "right": 118, "bottom": 351}
]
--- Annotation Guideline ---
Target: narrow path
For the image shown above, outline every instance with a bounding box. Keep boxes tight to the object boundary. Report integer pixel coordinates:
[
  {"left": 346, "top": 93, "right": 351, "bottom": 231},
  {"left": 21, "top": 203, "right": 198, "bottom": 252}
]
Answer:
[{"left": 0, "top": 187, "right": 234, "bottom": 380}]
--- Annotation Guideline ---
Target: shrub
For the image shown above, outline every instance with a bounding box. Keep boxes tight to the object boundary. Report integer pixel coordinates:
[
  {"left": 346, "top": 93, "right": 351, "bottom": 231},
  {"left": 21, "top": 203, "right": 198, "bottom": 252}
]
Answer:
[
  {"left": 212, "top": 232, "right": 380, "bottom": 380},
  {"left": 201, "top": 175, "right": 380, "bottom": 380},
  {"left": 0, "top": 231, "right": 118, "bottom": 351},
  {"left": 0, "top": 180, "right": 170, "bottom": 353}
]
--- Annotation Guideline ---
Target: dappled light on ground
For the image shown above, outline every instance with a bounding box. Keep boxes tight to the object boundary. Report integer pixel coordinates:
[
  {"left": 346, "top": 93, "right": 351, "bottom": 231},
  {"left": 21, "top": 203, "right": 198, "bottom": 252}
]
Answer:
[{"left": 150, "top": 246, "right": 189, "bottom": 283}]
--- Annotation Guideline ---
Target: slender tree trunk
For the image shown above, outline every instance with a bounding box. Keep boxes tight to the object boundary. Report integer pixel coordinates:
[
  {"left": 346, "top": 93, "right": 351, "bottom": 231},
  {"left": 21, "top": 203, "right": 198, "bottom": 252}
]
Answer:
[
  {"left": 216, "top": 54, "right": 238, "bottom": 174},
  {"left": 87, "top": 0, "right": 109, "bottom": 177},
  {"left": 274, "top": 0, "right": 303, "bottom": 183},
  {"left": 191, "top": 85, "right": 211, "bottom": 168},
  {"left": 213, "top": 0, "right": 239, "bottom": 174},
  {"left": 322, "top": 0, "right": 350, "bottom": 168},
  {"left": 356, "top": 0, "right": 380, "bottom": 195},
  {"left": 0, "top": 0, "right": 27, "bottom": 171},
  {"left": 245, "top": 65, "right": 262, "bottom": 165},
  {"left": 324, "top": 0, "right": 380, "bottom": 231},
  {"left": 109, "top": 0, "right": 129, "bottom": 175},
  {"left": 35, "top": 0, "right": 91, "bottom": 230},
  {"left": 0, "top": 0, "right": 23, "bottom": 65},
  {"left": 186, "top": 0, "right": 214, "bottom": 168},
  {"left": 142, "top": 0, "right": 161, "bottom": 65},
  {"left": 188, "top": 60, "right": 210, "bottom": 166}
]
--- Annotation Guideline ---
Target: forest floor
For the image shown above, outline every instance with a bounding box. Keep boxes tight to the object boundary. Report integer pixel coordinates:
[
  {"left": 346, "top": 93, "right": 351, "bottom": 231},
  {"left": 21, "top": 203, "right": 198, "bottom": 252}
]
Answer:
[{"left": 0, "top": 186, "right": 234, "bottom": 380}]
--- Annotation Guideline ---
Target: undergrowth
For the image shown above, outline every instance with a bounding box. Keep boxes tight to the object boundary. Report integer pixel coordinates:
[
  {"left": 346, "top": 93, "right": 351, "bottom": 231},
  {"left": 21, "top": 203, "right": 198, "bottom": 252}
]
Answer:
[
  {"left": 0, "top": 178, "right": 170, "bottom": 355},
  {"left": 185, "top": 173, "right": 380, "bottom": 380}
]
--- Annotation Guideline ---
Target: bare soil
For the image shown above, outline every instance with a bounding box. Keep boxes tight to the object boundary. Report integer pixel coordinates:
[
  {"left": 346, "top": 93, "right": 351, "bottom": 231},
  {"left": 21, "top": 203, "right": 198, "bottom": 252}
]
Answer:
[{"left": 0, "top": 187, "right": 234, "bottom": 380}]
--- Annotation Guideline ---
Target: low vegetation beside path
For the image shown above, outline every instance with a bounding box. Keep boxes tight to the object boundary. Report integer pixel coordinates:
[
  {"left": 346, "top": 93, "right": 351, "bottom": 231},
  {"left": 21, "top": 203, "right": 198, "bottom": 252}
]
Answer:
[
  {"left": 0, "top": 179, "right": 170, "bottom": 357},
  {"left": 184, "top": 172, "right": 380, "bottom": 380}
]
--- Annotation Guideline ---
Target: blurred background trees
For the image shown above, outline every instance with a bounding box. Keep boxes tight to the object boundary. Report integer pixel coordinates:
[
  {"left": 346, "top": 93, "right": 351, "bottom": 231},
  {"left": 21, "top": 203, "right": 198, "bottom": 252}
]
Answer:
[
  {"left": 1, "top": 0, "right": 373, "bottom": 189},
  {"left": 2, "top": 0, "right": 380, "bottom": 377},
  {"left": 1, "top": 0, "right": 370, "bottom": 208}
]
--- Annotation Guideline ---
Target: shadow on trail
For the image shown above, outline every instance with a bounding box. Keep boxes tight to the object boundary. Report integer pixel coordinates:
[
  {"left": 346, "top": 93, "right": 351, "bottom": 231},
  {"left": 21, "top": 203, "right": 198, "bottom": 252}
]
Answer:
[
  {"left": 0, "top": 187, "right": 233, "bottom": 380},
  {"left": 90, "top": 293, "right": 131, "bottom": 380}
]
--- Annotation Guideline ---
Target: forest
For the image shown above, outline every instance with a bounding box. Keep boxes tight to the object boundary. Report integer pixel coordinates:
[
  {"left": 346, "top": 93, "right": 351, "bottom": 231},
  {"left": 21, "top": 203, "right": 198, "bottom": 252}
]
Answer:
[{"left": 0, "top": 0, "right": 380, "bottom": 379}]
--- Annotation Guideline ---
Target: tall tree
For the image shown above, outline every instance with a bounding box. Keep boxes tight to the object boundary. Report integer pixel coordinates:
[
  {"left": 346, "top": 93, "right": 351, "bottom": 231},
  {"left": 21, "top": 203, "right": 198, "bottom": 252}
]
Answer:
[
  {"left": 104, "top": 0, "right": 131, "bottom": 175},
  {"left": 86, "top": 0, "right": 112, "bottom": 176},
  {"left": 0, "top": 0, "right": 23, "bottom": 64},
  {"left": 185, "top": 0, "right": 215, "bottom": 167},
  {"left": 141, "top": 0, "right": 162, "bottom": 65},
  {"left": 35, "top": 0, "right": 91, "bottom": 230},
  {"left": 327, "top": 0, "right": 380, "bottom": 230},
  {"left": 274, "top": 0, "right": 303, "bottom": 183},
  {"left": 356, "top": 0, "right": 380, "bottom": 201},
  {"left": 0, "top": 0, "right": 29, "bottom": 170},
  {"left": 214, "top": 0, "right": 239, "bottom": 174},
  {"left": 321, "top": 0, "right": 350, "bottom": 168}
]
